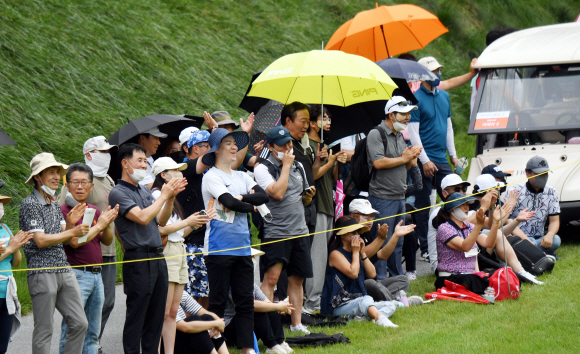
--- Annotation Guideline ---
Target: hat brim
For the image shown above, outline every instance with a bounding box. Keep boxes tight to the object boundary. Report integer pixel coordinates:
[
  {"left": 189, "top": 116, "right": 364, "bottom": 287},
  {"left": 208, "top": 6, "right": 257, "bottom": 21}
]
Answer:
[
  {"left": 337, "top": 223, "right": 366, "bottom": 235},
  {"left": 269, "top": 136, "right": 293, "bottom": 147},
  {"left": 390, "top": 105, "right": 418, "bottom": 114},
  {"left": 25, "top": 163, "right": 69, "bottom": 185},
  {"left": 149, "top": 131, "right": 168, "bottom": 138},
  {"left": 202, "top": 131, "right": 249, "bottom": 167},
  {"left": 216, "top": 119, "right": 240, "bottom": 128},
  {"left": 444, "top": 195, "right": 477, "bottom": 212},
  {"left": 531, "top": 168, "right": 549, "bottom": 174},
  {"left": 350, "top": 206, "right": 379, "bottom": 215},
  {"left": 0, "top": 195, "right": 12, "bottom": 204}
]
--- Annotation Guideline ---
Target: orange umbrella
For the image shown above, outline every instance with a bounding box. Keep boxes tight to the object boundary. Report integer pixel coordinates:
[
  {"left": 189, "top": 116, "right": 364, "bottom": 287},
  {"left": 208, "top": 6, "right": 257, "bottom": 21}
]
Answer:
[{"left": 326, "top": 3, "right": 448, "bottom": 61}]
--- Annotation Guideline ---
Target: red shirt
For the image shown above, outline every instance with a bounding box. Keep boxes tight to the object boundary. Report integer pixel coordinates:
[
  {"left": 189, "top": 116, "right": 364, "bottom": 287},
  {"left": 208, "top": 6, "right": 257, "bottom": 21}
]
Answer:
[{"left": 61, "top": 203, "right": 103, "bottom": 266}]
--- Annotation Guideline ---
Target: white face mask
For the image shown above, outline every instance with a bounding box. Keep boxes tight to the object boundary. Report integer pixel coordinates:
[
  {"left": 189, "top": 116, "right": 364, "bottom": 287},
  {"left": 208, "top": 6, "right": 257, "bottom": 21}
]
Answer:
[
  {"left": 40, "top": 183, "right": 57, "bottom": 197},
  {"left": 164, "top": 171, "right": 183, "bottom": 183},
  {"left": 276, "top": 148, "right": 293, "bottom": 160},
  {"left": 86, "top": 152, "right": 111, "bottom": 178},
  {"left": 124, "top": 160, "right": 147, "bottom": 183},
  {"left": 451, "top": 208, "right": 469, "bottom": 222},
  {"left": 0, "top": 203, "right": 4, "bottom": 220},
  {"left": 391, "top": 113, "right": 408, "bottom": 132}
]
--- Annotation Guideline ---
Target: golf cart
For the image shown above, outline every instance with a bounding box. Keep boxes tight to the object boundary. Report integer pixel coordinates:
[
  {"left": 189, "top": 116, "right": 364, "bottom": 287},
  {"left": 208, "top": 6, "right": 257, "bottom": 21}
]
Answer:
[{"left": 467, "top": 22, "right": 580, "bottom": 228}]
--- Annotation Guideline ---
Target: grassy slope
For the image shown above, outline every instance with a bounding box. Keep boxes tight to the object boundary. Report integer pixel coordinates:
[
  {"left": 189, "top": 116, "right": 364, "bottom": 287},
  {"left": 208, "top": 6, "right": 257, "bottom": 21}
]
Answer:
[{"left": 1, "top": 0, "right": 578, "bottom": 313}]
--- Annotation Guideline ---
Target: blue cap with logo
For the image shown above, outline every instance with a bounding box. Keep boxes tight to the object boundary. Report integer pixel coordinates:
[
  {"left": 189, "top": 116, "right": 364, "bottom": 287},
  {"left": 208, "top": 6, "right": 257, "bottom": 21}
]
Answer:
[
  {"left": 266, "top": 126, "right": 293, "bottom": 147},
  {"left": 187, "top": 130, "right": 211, "bottom": 148}
]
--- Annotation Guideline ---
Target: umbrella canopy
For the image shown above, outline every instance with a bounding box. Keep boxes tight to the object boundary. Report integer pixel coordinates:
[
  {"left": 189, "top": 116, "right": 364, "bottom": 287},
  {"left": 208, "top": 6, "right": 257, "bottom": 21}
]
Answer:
[
  {"left": 247, "top": 50, "right": 397, "bottom": 107},
  {"left": 248, "top": 100, "right": 284, "bottom": 155},
  {"left": 326, "top": 4, "right": 448, "bottom": 61},
  {"left": 376, "top": 58, "right": 438, "bottom": 82},
  {"left": 0, "top": 129, "right": 17, "bottom": 146},
  {"left": 108, "top": 114, "right": 203, "bottom": 146}
]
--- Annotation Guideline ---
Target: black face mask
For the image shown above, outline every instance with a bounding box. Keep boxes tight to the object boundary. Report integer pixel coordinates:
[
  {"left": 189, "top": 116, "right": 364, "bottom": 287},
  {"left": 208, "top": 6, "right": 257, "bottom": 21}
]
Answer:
[
  {"left": 499, "top": 179, "right": 507, "bottom": 195},
  {"left": 169, "top": 151, "right": 185, "bottom": 164}
]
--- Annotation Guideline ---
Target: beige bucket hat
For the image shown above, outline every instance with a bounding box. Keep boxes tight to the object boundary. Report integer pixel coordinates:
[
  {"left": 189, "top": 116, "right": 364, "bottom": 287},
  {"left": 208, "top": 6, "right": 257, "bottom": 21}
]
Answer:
[{"left": 25, "top": 153, "right": 69, "bottom": 185}]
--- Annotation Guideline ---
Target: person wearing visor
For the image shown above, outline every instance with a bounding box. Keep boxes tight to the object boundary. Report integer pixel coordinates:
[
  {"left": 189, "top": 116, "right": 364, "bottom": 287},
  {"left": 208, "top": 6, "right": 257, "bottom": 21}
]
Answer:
[
  {"left": 409, "top": 56, "right": 459, "bottom": 261},
  {"left": 433, "top": 193, "right": 511, "bottom": 293},
  {"left": 255, "top": 126, "right": 313, "bottom": 334},
  {"left": 367, "top": 96, "right": 422, "bottom": 279},
  {"left": 151, "top": 157, "right": 215, "bottom": 354},
  {"left": 137, "top": 127, "right": 168, "bottom": 189},
  {"left": 507, "top": 156, "right": 561, "bottom": 256},
  {"left": 321, "top": 216, "right": 399, "bottom": 328},
  {"left": 0, "top": 184, "right": 33, "bottom": 354},
  {"left": 108, "top": 143, "right": 187, "bottom": 354},
  {"left": 348, "top": 199, "right": 415, "bottom": 303},
  {"left": 19, "top": 153, "right": 90, "bottom": 354},
  {"left": 201, "top": 128, "right": 269, "bottom": 354}
]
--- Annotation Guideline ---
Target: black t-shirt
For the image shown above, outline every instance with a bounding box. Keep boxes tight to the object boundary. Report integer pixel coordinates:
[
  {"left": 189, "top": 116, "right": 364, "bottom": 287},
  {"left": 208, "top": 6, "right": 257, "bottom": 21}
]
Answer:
[{"left": 176, "top": 157, "right": 206, "bottom": 245}]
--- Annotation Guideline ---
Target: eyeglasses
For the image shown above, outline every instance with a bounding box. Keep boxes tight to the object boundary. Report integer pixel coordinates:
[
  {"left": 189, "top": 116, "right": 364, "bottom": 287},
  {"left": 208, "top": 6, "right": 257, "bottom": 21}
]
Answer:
[{"left": 69, "top": 181, "right": 92, "bottom": 188}]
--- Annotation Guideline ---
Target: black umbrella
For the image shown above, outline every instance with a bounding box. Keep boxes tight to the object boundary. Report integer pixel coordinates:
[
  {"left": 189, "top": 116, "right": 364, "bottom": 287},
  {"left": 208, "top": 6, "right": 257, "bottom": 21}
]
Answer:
[
  {"left": 375, "top": 58, "right": 438, "bottom": 82},
  {"left": 0, "top": 129, "right": 17, "bottom": 146},
  {"left": 239, "top": 71, "right": 392, "bottom": 144},
  {"left": 108, "top": 114, "right": 204, "bottom": 146}
]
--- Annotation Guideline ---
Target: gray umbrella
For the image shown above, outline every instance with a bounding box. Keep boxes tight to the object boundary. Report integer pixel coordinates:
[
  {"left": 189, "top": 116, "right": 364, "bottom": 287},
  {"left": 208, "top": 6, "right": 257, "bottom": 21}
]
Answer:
[
  {"left": 108, "top": 114, "right": 203, "bottom": 146},
  {"left": 375, "top": 58, "right": 438, "bottom": 82},
  {"left": 0, "top": 129, "right": 17, "bottom": 146}
]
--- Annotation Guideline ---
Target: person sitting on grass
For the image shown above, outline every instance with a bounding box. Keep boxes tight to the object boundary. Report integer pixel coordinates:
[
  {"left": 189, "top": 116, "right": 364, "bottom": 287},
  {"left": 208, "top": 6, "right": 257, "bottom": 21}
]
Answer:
[
  {"left": 321, "top": 216, "right": 399, "bottom": 328},
  {"left": 223, "top": 282, "right": 294, "bottom": 354},
  {"left": 434, "top": 193, "right": 510, "bottom": 293},
  {"left": 174, "top": 290, "right": 228, "bottom": 354}
]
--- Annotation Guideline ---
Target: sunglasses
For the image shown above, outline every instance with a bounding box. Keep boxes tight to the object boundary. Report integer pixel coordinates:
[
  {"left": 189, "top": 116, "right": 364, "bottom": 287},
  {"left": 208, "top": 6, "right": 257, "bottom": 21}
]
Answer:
[
  {"left": 395, "top": 100, "right": 412, "bottom": 107},
  {"left": 452, "top": 186, "right": 468, "bottom": 193}
]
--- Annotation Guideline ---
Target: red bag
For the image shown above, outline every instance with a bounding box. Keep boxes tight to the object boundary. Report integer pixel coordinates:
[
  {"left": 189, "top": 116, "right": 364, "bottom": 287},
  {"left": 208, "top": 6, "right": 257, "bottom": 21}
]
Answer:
[{"left": 489, "top": 267, "right": 520, "bottom": 301}]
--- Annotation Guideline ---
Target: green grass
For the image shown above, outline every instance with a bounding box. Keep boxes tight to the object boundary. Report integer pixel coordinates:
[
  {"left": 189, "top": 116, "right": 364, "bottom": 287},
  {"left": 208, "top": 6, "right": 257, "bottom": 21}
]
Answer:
[
  {"left": 2, "top": 0, "right": 578, "bottom": 319},
  {"left": 228, "top": 244, "right": 580, "bottom": 354}
]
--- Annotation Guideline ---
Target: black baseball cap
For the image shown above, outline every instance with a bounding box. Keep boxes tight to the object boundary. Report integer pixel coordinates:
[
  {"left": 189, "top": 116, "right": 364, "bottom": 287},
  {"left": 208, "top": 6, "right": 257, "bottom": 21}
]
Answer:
[{"left": 482, "top": 164, "right": 511, "bottom": 178}]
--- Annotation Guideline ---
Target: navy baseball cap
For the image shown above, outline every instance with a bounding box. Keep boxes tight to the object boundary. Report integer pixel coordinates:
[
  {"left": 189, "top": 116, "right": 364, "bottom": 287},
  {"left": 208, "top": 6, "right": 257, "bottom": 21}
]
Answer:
[
  {"left": 482, "top": 164, "right": 511, "bottom": 178},
  {"left": 266, "top": 126, "right": 293, "bottom": 147}
]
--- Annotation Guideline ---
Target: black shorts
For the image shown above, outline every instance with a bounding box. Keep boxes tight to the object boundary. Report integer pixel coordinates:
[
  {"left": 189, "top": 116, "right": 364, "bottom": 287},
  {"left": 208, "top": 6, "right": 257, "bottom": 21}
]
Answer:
[{"left": 260, "top": 237, "right": 313, "bottom": 279}]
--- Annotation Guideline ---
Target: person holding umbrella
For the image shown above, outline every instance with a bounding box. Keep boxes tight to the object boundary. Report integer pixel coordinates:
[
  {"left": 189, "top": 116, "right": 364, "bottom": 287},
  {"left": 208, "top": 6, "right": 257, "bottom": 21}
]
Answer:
[
  {"left": 201, "top": 128, "right": 269, "bottom": 354},
  {"left": 137, "top": 127, "right": 168, "bottom": 189},
  {"left": 0, "top": 184, "right": 33, "bottom": 354}
]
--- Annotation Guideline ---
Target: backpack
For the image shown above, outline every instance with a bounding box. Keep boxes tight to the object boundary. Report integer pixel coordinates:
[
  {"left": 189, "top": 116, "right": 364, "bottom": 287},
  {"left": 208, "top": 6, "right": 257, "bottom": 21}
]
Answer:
[
  {"left": 284, "top": 332, "right": 350, "bottom": 348},
  {"left": 351, "top": 126, "right": 388, "bottom": 192},
  {"left": 507, "top": 236, "right": 555, "bottom": 276},
  {"left": 489, "top": 267, "right": 520, "bottom": 301}
]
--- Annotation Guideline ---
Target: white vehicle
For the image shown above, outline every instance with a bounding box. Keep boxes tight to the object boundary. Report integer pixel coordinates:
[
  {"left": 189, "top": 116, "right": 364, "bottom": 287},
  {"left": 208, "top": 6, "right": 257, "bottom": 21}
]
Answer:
[{"left": 468, "top": 22, "right": 580, "bottom": 228}]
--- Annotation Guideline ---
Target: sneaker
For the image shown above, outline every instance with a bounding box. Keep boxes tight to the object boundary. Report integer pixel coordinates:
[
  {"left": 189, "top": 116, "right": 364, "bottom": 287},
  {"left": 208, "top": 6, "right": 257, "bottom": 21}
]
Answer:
[
  {"left": 280, "top": 342, "right": 294, "bottom": 353},
  {"left": 408, "top": 295, "right": 423, "bottom": 306},
  {"left": 518, "top": 270, "right": 544, "bottom": 285},
  {"left": 373, "top": 315, "right": 398, "bottom": 328},
  {"left": 420, "top": 252, "right": 429, "bottom": 262},
  {"left": 290, "top": 323, "right": 311, "bottom": 334},
  {"left": 248, "top": 350, "right": 257, "bottom": 354},
  {"left": 545, "top": 254, "right": 557, "bottom": 262},
  {"left": 266, "top": 345, "right": 289, "bottom": 354},
  {"left": 98, "top": 346, "right": 103, "bottom": 354},
  {"left": 405, "top": 271, "right": 417, "bottom": 280}
]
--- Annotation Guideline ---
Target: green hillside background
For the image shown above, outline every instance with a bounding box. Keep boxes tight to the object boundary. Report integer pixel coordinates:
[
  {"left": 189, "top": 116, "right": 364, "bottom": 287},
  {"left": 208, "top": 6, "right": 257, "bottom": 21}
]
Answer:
[{"left": 1, "top": 0, "right": 578, "bottom": 313}]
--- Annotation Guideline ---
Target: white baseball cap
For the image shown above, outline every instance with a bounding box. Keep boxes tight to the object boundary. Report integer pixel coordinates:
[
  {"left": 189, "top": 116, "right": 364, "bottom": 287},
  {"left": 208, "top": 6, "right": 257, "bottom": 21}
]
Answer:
[
  {"left": 385, "top": 96, "right": 418, "bottom": 115},
  {"left": 179, "top": 127, "right": 200, "bottom": 146},
  {"left": 349, "top": 199, "right": 378, "bottom": 215},
  {"left": 441, "top": 174, "right": 470, "bottom": 191},
  {"left": 83, "top": 136, "right": 117, "bottom": 154},
  {"left": 418, "top": 56, "right": 444, "bottom": 72},
  {"left": 142, "top": 127, "right": 168, "bottom": 138},
  {"left": 474, "top": 174, "right": 504, "bottom": 193},
  {"left": 151, "top": 157, "right": 187, "bottom": 176}
]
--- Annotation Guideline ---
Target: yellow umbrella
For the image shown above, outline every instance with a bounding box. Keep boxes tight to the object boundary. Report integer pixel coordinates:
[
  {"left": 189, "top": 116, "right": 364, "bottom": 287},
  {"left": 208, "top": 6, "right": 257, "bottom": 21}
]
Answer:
[{"left": 248, "top": 50, "right": 397, "bottom": 140}]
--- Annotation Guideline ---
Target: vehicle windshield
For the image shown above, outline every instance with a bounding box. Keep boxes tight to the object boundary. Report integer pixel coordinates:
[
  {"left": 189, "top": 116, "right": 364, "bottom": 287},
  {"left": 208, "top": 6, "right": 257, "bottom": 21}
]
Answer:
[{"left": 469, "top": 65, "right": 580, "bottom": 147}]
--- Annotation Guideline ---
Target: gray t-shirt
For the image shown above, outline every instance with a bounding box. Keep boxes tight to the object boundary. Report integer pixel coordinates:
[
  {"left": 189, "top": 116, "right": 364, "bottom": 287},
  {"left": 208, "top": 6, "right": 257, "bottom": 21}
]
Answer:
[
  {"left": 254, "top": 156, "right": 309, "bottom": 239},
  {"left": 108, "top": 179, "right": 162, "bottom": 249},
  {"left": 366, "top": 121, "right": 407, "bottom": 200}
]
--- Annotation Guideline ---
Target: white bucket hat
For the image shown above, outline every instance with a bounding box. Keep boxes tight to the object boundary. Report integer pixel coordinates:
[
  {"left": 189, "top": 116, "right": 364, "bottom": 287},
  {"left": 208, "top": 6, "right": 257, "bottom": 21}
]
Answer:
[
  {"left": 418, "top": 56, "right": 444, "bottom": 72},
  {"left": 26, "top": 153, "right": 69, "bottom": 185},
  {"left": 151, "top": 157, "right": 187, "bottom": 176}
]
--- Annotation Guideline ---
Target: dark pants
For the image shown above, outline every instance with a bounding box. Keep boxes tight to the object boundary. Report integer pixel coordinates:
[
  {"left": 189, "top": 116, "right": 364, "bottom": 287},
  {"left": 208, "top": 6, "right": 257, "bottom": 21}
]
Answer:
[
  {"left": 122, "top": 252, "right": 168, "bottom": 354},
  {"left": 226, "top": 311, "right": 284, "bottom": 349},
  {"left": 206, "top": 255, "right": 254, "bottom": 349},
  {"left": 415, "top": 160, "right": 454, "bottom": 254},
  {"left": 99, "top": 256, "right": 117, "bottom": 340},
  {"left": 402, "top": 230, "right": 417, "bottom": 272},
  {"left": 0, "top": 299, "right": 13, "bottom": 354},
  {"left": 367, "top": 197, "right": 405, "bottom": 277},
  {"left": 175, "top": 314, "right": 225, "bottom": 354}
]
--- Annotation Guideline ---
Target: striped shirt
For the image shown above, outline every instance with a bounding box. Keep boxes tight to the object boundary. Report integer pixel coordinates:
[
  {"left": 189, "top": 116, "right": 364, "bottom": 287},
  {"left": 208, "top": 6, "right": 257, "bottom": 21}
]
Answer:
[{"left": 176, "top": 290, "right": 203, "bottom": 322}]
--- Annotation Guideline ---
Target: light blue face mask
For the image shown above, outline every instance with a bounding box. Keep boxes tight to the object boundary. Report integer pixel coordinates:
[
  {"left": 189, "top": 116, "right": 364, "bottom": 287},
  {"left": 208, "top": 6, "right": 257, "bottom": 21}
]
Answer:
[{"left": 426, "top": 73, "right": 441, "bottom": 88}]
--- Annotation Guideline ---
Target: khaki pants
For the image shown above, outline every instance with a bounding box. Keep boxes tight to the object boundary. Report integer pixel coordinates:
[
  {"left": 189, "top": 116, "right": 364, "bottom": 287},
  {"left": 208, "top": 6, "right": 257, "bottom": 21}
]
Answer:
[{"left": 28, "top": 271, "right": 88, "bottom": 354}]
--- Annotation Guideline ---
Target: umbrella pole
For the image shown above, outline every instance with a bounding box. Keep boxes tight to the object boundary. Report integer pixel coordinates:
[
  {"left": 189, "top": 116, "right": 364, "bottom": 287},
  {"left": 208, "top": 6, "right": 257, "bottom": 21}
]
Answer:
[
  {"left": 380, "top": 24, "right": 390, "bottom": 58},
  {"left": 320, "top": 75, "right": 324, "bottom": 143}
]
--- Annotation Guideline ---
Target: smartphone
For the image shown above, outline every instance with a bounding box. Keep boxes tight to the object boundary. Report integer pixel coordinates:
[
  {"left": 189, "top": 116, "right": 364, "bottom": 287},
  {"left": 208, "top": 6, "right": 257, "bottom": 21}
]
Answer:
[
  {"left": 330, "top": 143, "right": 342, "bottom": 155},
  {"left": 199, "top": 210, "right": 208, "bottom": 217}
]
